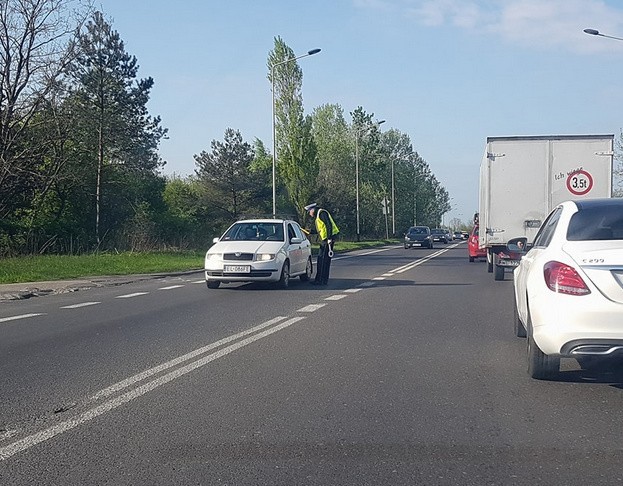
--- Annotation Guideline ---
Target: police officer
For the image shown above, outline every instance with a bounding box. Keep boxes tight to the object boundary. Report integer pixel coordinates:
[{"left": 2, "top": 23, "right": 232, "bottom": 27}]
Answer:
[{"left": 305, "top": 202, "right": 340, "bottom": 285}]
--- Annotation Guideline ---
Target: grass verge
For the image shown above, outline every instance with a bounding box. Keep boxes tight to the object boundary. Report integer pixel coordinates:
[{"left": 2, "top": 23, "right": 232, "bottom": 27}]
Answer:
[{"left": 0, "top": 240, "right": 398, "bottom": 284}]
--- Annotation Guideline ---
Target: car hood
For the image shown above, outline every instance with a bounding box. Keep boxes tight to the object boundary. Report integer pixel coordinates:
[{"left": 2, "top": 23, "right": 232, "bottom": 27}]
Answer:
[
  {"left": 406, "top": 234, "right": 429, "bottom": 241},
  {"left": 208, "top": 240, "right": 284, "bottom": 254},
  {"left": 563, "top": 241, "right": 623, "bottom": 303}
]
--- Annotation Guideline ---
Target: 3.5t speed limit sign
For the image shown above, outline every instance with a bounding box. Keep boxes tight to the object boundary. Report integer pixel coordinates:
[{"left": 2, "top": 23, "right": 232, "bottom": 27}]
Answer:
[{"left": 566, "top": 169, "right": 593, "bottom": 196}]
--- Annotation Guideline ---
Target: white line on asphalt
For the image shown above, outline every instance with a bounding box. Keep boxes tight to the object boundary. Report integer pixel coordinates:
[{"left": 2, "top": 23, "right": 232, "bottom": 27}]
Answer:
[
  {"left": 191, "top": 280, "right": 205, "bottom": 284},
  {"left": 325, "top": 295, "right": 347, "bottom": 301},
  {"left": 391, "top": 248, "right": 449, "bottom": 274},
  {"left": 382, "top": 273, "right": 394, "bottom": 277},
  {"left": 297, "top": 304, "right": 327, "bottom": 312},
  {"left": 60, "top": 302, "right": 101, "bottom": 309},
  {"left": 0, "top": 316, "right": 306, "bottom": 462},
  {"left": 115, "top": 292, "right": 149, "bottom": 299},
  {"left": 372, "top": 276, "right": 386, "bottom": 280},
  {"left": 92, "top": 316, "right": 288, "bottom": 401},
  {"left": 0, "top": 313, "right": 45, "bottom": 323},
  {"left": 158, "top": 285, "right": 184, "bottom": 290},
  {"left": 359, "top": 282, "right": 375, "bottom": 287},
  {"left": 332, "top": 246, "right": 397, "bottom": 260},
  {"left": 343, "top": 288, "right": 363, "bottom": 293}
]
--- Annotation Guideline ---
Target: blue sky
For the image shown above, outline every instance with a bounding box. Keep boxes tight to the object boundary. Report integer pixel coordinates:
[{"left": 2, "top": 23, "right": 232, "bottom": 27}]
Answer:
[{"left": 97, "top": 0, "right": 623, "bottom": 226}]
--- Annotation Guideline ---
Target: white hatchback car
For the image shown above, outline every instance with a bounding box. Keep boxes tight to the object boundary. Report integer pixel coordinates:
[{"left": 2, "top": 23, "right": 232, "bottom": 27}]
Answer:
[
  {"left": 205, "top": 219, "right": 312, "bottom": 289},
  {"left": 512, "top": 198, "right": 623, "bottom": 380}
]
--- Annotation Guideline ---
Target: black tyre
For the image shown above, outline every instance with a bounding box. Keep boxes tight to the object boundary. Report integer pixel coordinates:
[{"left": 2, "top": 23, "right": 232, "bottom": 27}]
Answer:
[
  {"left": 513, "top": 292, "right": 527, "bottom": 338},
  {"left": 300, "top": 257, "right": 312, "bottom": 281},
  {"left": 469, "top": 255, "right": 475, "bottom": 262},
  {"left": 277, "top": 260, "right": 290, "bottom": 289},
  {"left": 206, "top": 280, "right": 220, "bottom": 289},
  {"left": 526, "top": 305, "right": 559, "bottom": 380},
  {"left": 494, "top": 264, "right": 505, "bottom": 281},
  {"left": 487, "top": 251, "right": 493, "bottom": 273},
  {"left": 404, "top": 244, "right": 409, "bottom": 249}
]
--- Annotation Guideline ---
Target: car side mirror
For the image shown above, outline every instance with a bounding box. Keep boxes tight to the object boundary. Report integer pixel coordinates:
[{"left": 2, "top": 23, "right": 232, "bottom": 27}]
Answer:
[
  {"left": 290, "top": 237, "right": 303, "bottom": 244},
  {"left": 507, "top": 236, "right": 528, "bottom": 253},
  {"left": 212, "top": 237, "right": 220, "bottom": 244}
]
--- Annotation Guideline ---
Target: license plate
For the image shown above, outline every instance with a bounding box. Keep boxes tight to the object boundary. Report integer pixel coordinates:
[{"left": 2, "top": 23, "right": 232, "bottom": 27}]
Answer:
[
  {"left": 224, "top": 265, "right": 250, "bottom": 273},
  {"left": 414, "top": 243, "right": 422, "bottom": 246}
]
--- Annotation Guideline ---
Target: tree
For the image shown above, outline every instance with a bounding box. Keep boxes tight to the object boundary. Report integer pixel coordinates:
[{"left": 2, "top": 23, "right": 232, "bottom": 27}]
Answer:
[
  {"left": 267, "top": 36, "right": 318, "bottom": 221},
  {"left": 67, "top": 11, "right": 167, "bottom": 247},
  {"left": 311, "top": 103, "right": 354, "bottom": 235},
  {"left": 0, "top": 0, "right": 90, "bottom": 252},
  {"left": 194, "top": 128, "right": 257, "bottom": 222}
]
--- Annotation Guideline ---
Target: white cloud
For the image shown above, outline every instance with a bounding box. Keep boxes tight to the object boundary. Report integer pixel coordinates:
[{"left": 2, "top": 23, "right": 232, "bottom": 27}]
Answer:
[{"left": 361, "top": 0, "right": 623, "bottom": 53}]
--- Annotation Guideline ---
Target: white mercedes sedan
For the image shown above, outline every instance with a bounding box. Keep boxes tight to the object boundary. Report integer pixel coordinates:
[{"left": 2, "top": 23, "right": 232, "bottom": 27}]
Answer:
[
  {"left": 511, "top": 198, "right": 623, "bottom": 380},
  {"left": 205, "top": 219, "right": 312, "bottom": 289}
]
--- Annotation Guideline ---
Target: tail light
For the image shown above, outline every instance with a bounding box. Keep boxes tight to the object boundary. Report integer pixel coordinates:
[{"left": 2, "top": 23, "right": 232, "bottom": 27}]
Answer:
[{"left": 543, "top": 261, "right": 590, "bottom": 296}]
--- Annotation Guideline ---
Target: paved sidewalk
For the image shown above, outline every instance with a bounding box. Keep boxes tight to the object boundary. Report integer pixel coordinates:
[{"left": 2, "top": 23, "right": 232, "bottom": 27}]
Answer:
[{"left": 0, "top": 271, "right": 202, "bottom": 301}]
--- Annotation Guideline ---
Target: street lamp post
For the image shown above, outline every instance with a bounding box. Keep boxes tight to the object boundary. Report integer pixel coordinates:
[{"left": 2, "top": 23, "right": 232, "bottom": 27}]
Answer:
[
  {"left": 354, "top": 120, "right": 385, "bottom": 241},
  {"left": 271, "top": 48, "right": 321, "bottom": 218},
  {"left": 583, "top": 28, "right": 623, "bottom": 41},
  {"left": 391, "top": 157, "right": 395, "bottom": 237}
]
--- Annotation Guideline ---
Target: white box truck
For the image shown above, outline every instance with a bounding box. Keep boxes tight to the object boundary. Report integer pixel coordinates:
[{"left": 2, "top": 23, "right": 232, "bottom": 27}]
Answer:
[{"left": 478, "top": 134, "right": 613, "bottom": 281}]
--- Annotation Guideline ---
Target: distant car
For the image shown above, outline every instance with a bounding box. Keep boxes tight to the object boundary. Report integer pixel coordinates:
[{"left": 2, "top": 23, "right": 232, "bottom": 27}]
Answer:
[
  {"left": 404, "top": 226, "right": 433, "bottom": 249},
  {"left": 445, "top": 230, "right": 453, "bottom": 242},
  {"left": 453, "top": 231, "right": 463, "bottom": 240},
  {"left": 468, "top": 225, "right": 486, "bottom": 262},
  {"left": 205, "top": 219, "right": 312, "bottom": 289},
  {"left": 430, "top": 228, "right": 448, "bottom": 244},
  {"left": 461, "top": 231, "right": 469, "bottom": 240},
  {"left": 512, "top": 198, "right": 623, "bottom": 380}
]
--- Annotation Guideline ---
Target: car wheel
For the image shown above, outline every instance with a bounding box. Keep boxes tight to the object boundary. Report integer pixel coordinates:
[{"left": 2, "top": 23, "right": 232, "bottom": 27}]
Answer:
[
  {"left": 404, "top": 244, "right": 408, "bottom": 249},
  {"left": 526, "top": 310, "right": 559, "bottom": 380},
  {"left": 277, "top": 260, "right": 290, "bottom": 289},
  {"left": 513, "top": 292, "right": 527, "bottom": 338},
  {"left": 300, "top": 257, "right": 312, "bottom": 281},
  {"left": 206, "top": 280, "right": 220, "bottom": 289},
  {"left": 469, "top": 255, "right": 475, "bottom": 262}
]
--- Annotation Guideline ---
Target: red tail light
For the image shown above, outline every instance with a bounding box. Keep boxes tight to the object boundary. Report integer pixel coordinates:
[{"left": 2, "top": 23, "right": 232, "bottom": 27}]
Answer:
[{"left": 543, "top": 261, "right": 590, "bottom": 296}]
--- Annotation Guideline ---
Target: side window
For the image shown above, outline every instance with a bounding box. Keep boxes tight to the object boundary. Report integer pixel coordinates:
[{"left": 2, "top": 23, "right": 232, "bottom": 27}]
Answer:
[
  {"left": 287, "top": 223, "right": 296, "bottom": 241},
  {"left": 292, "top": 223, "right": 306, "bottom": 240},
  {"left": 533, "top": 207, "right": 562, "bottom": 248}
]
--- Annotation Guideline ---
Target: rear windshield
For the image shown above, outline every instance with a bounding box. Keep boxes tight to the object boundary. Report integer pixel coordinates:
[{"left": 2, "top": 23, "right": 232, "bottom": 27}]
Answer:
[{"left": 567, "top": 206, "right": 623, "bottom": 241}]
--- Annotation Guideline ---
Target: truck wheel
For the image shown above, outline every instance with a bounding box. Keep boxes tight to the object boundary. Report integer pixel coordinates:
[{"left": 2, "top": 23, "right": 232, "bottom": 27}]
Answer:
[{"left": 494, "top": 263, "right": 505, "bottom": 281}]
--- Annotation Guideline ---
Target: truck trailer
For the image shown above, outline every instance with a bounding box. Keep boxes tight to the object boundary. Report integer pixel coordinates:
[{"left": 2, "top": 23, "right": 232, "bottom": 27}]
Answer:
[{"left": 478, "top": 134, "right": 613, "bottom": 281}]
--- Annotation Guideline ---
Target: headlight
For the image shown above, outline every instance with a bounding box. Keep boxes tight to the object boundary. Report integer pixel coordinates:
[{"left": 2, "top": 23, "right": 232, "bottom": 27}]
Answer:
[
  {"left": 255, "top": 253, "right": 275, "bottom": 261},
  {"left": 205, "top": 253, "right": 223, "bottom": 261}
]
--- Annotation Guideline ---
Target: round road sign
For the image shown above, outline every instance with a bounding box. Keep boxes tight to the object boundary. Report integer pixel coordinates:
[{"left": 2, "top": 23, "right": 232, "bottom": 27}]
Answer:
[{"left": 566, "top": 169, "right": 593, "bottom": 196}]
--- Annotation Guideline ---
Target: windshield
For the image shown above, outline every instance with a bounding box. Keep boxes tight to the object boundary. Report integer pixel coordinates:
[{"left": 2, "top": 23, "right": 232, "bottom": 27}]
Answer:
[
  {"left": 408, "top": 227, "right": 428, "bottom": 235},
  {"left": 567, "top": 207, "right": 623, "bottom": 241},
  {"left": 222, "top": 222, "right": 285, "bottom": 242}
]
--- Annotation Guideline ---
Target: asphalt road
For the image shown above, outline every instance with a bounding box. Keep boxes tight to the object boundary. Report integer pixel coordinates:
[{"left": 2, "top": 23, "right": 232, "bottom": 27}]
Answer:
[{"left": 1, "top": 243, "right": 623, "bottom": 485}]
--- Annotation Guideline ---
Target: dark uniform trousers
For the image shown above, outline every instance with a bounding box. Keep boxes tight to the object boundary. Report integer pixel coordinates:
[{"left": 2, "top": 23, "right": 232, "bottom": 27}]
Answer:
[{"left": 315, "top": 239, "right": 335, "bottom": 284}]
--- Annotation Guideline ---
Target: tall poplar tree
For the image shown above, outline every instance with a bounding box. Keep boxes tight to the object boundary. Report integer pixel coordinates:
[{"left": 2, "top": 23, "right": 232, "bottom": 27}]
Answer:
[{"left": 267, "top": 37, "right": 318, "bottom": 222}]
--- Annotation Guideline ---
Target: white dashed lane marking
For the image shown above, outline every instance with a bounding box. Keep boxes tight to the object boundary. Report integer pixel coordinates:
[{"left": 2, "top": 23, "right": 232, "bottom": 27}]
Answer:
[
  {"left": 115, "top": 292, "right": 149, "bottom": 299},
  {"left": 0, "top": 313, "right": 45, "bottom": 323},
  {"left": 158, "top": 285, "right": 185, "bottom": 290},
  {"left": 297, "top": 304, "right": 327, "bottom": 313},
  {"left": 325, "top": 295, "right": 347, "bottom": 301},
  {"left": 61, "top": 302, "right": 101, "bottom": 309}
]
